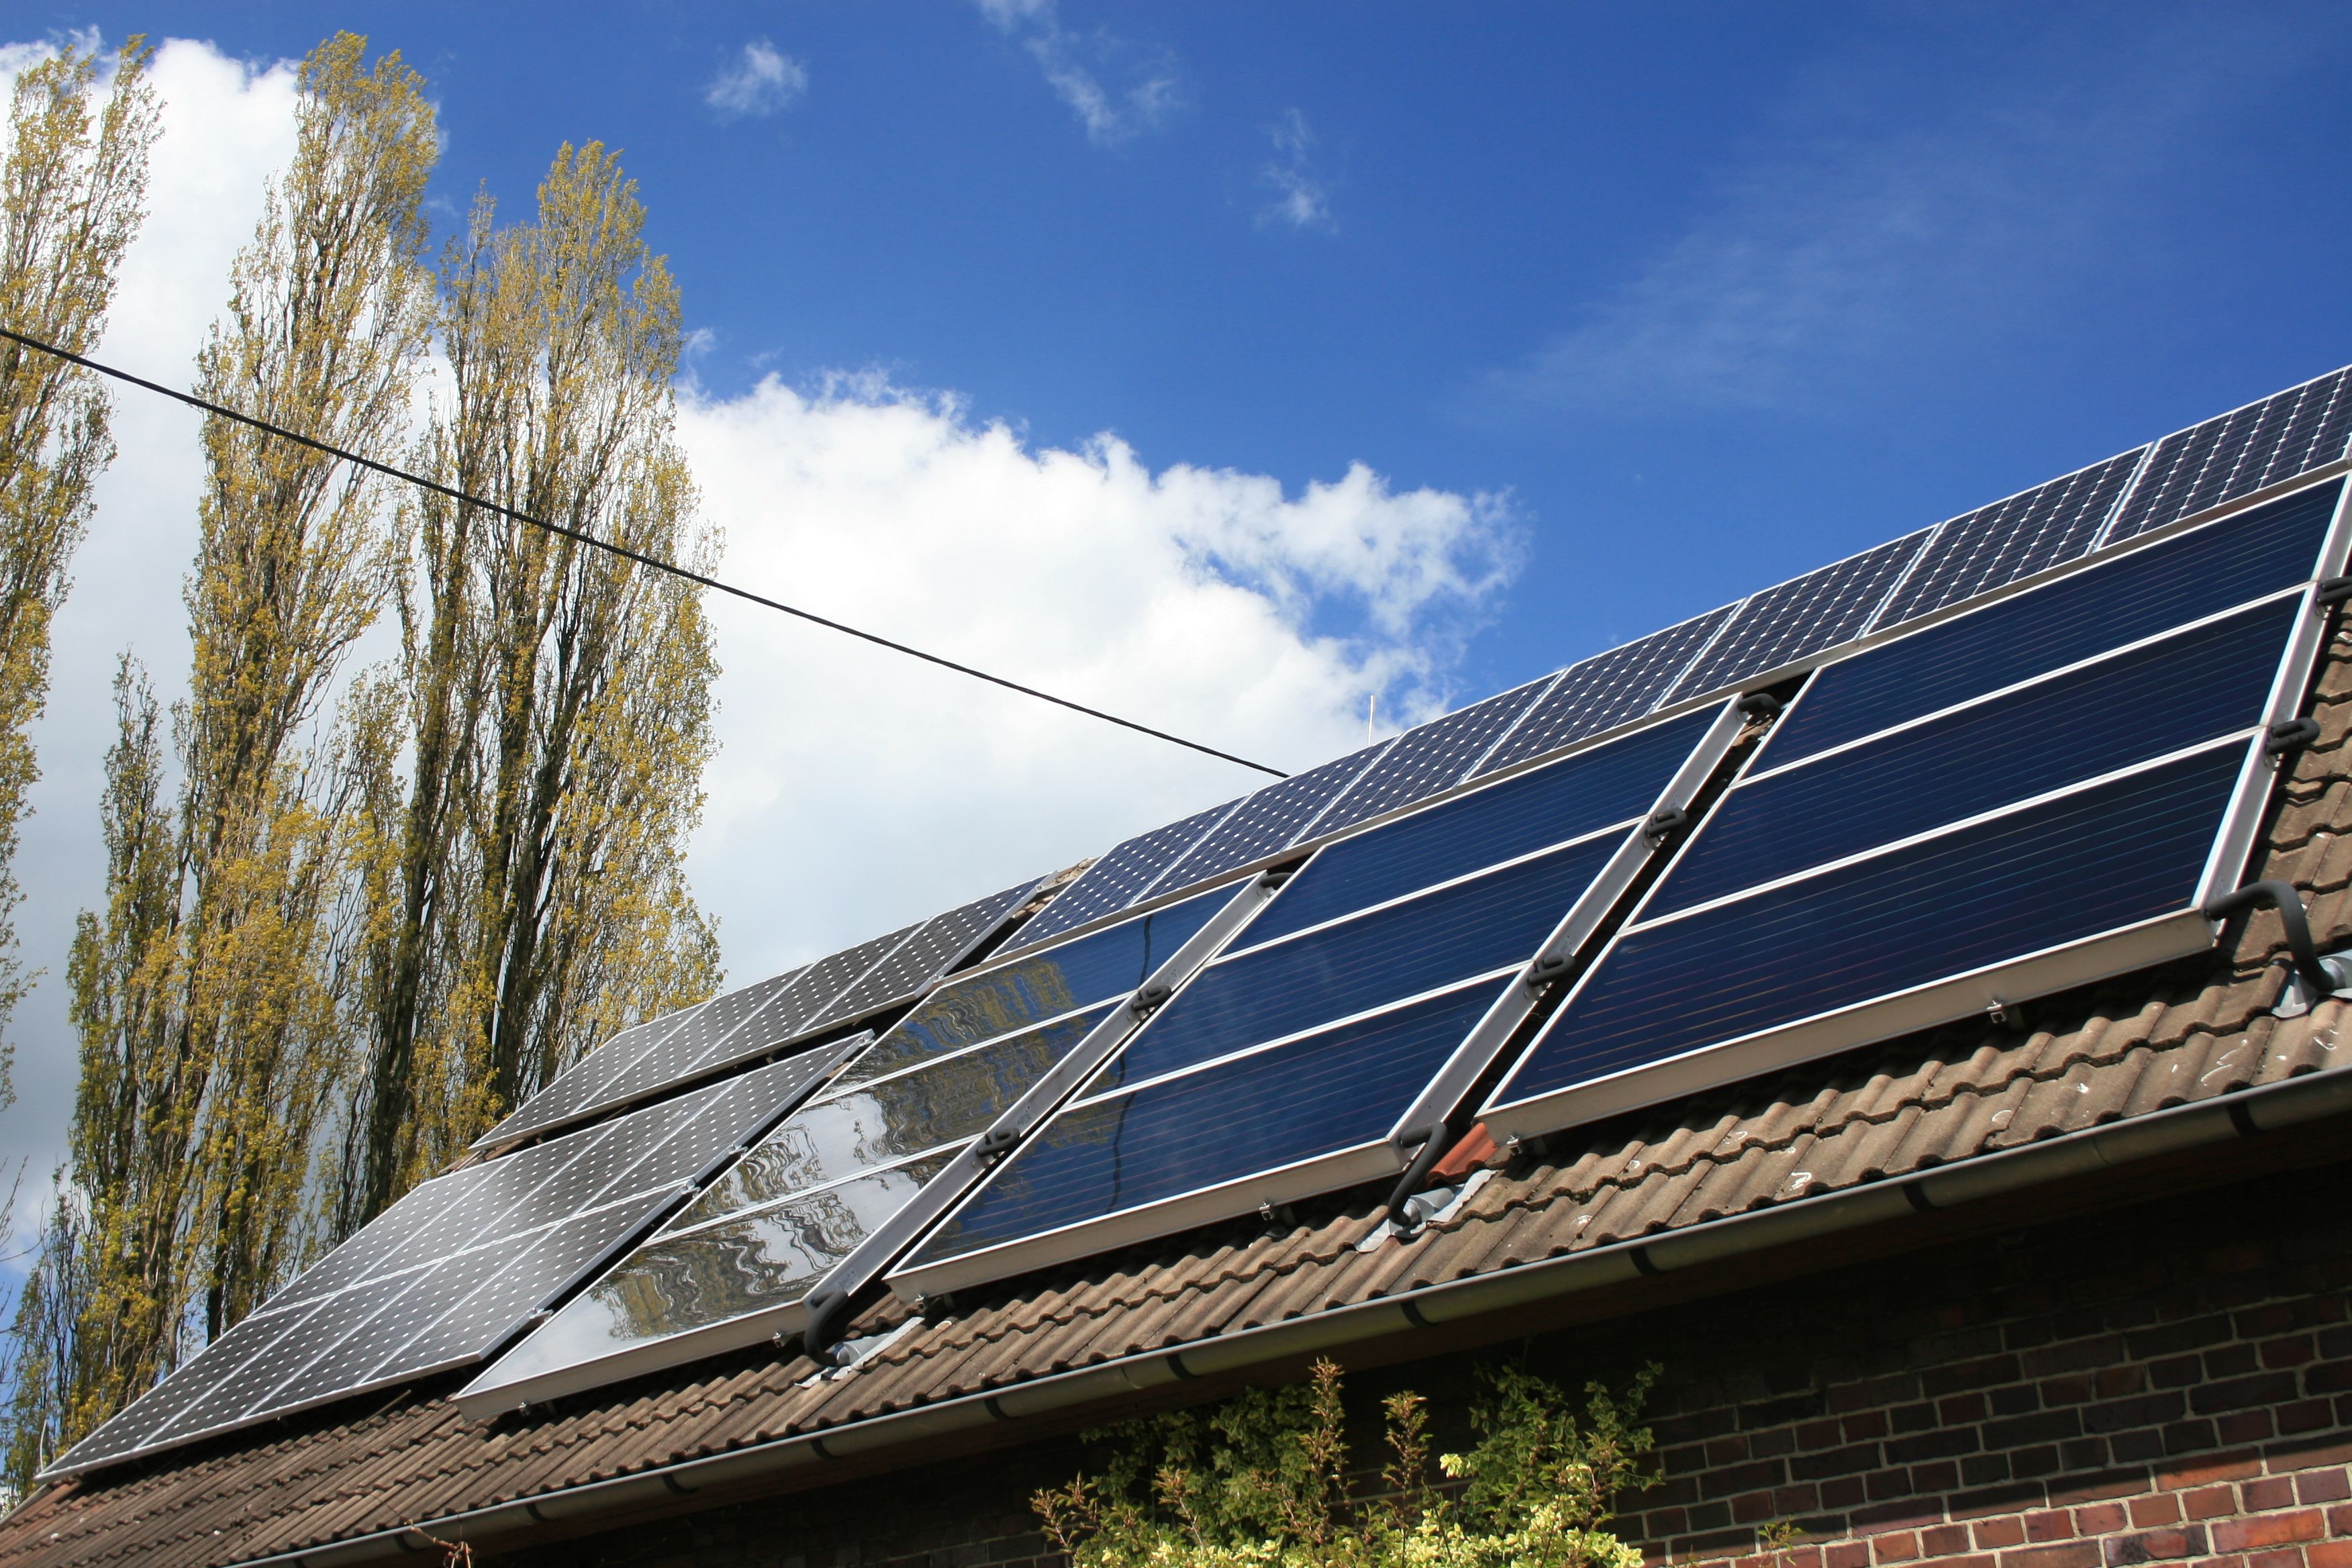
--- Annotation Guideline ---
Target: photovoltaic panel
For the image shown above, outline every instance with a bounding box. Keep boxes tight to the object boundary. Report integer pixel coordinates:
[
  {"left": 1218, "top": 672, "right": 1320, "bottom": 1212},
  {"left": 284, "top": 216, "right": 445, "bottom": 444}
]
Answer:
[
  {"left": 1307, "top": 677, "right": 1557, "bottom": 838},
  {"left": 761, "top": 922, "right": 924, "bottom": 1040},
  {"left": 1871, "top": 447, "right": 2148, "bottom": 630},
  {"left": 1764, "top": 482, "right": 2340, "bottom": 772},
  {"left": 456, "top": 883, "right": 1264, "bottom": 1414},
  {"left": 477, "top": 1003, "right": 709, "bottom": 1148},
  {"left": 1145, "top": 742, "right": 1390, "bottom": 902},
  {"left": 1667, "top": 528, "right": 1933, "bottom": 702},
  {"left": 573, "top": 970, "right": 805, "bottom": 1119},
  {"left": 2106, "top": 368, "right": 2352, "bottom": 544},
  {"left": 1472, "top": 604, "right": 1739, "bottom": 779},
  {"left": 44, "top": 1050, "right": 846, "bottom": 1477},
  {"left": 890, "top": 699, "right": 1744, "bottom": 1300},
  {"left": 802, "top": 879, "right": 1038, "bottom": 1032},
  {"left": 901, "top": 979, "right": 1514, "bottom": 1289},
  {"left": 1480, "top": 487, "right": 2342, "bottom": 1141},
  {"left": 1003, "top": 798, "right": 1242, "bottom": 953}
]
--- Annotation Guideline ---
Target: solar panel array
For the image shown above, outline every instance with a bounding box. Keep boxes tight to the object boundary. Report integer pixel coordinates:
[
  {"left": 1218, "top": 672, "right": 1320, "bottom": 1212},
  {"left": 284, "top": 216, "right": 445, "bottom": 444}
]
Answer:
[
  {"left": 51, "top": 1048, "right": 852, "bottom": 1475},
  {"left": 891, "top": 701, "right": 1740, "bottom": 1297},
  {"left": 1481, "top": 479, "right": 2343, "bottom": 1139},
  {"left": 479, "top": 879, "right": 1038, "bottom": 1148},
  {"left": 459, "top": 883, "right": 1250, "bottom": 1409},
  {"left": 991, "top": 367, "right": 2352, "bottom": 959}
]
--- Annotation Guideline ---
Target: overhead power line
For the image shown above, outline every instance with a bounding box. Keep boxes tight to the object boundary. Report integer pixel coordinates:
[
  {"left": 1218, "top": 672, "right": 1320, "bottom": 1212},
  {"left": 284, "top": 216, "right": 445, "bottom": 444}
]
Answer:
[{"left": 0, "top": 324, "right": 1291, "bottom": 780}]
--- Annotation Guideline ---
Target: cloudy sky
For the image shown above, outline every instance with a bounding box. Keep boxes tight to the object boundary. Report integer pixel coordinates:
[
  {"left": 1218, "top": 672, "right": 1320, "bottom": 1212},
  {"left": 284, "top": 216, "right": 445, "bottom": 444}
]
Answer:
[{"left": 1, "top": 1, "right": 2349, "bottom": 1212}]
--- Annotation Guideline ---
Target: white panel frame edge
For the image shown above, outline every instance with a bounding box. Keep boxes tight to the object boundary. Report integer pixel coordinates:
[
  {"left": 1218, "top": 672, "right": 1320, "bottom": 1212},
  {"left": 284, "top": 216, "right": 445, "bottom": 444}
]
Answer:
[
  {"left": 881, "top": 696, "right": 1751, "bottom": 1306},
  {"left": 450, "top": 879, "right": 1272, "bottom": 1420},
  {"left": 1476, "top": 475, "right": 2352, "bottom": 1147}
]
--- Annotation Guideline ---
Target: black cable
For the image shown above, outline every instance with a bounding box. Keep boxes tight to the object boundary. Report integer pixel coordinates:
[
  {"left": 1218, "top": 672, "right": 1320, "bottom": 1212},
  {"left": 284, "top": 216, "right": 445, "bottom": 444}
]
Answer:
[{"left": 0, "top": 324, "right": 1291, "bottom": 780}]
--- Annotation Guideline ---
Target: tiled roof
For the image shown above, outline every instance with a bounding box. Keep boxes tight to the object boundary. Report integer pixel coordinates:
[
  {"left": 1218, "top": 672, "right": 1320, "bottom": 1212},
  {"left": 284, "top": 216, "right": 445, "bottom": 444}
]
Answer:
[{"left": 8, "top": 626, "right": 2352, "bottom": 1568}]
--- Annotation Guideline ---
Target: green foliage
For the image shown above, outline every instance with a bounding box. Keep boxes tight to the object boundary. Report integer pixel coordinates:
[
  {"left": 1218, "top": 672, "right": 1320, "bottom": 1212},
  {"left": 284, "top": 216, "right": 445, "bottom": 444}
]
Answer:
[{"left": 1034, "top": 1359, "right": 1659, "bottom": 1568}]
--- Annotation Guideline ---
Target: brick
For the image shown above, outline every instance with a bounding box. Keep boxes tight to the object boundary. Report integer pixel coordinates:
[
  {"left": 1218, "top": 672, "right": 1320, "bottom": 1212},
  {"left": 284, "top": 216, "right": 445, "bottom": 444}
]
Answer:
[
  {"left": 2261, "top": 1337, "right": 2318, "bottom": 1371},
  {"left": 1926, "top": 1357, "right": 2024, "bottom": 1398},
  {"left": 1976, "top": 1520, "right": 2028, "bottom": 1549},
  {"left": 2027, "top": 1511, "right": 2074, "bottom": 1542},
  {"left": 2298, "top": 1471, "right": 2352, "bottom": 1506},
  {"left": 2183, "top": 1489, "right": 2239, "bottom": 1521},
  {"left": 2246, "top": 1477, "right": 2299, "bottom": 1512},
  {"left": 2305, "top": 1546, "right": 2352, "bottom": 1568},
  {"left": 1925, "top": 1526, "right": 1973, "bottom": 1555},
  {"left": 2210, "top": 1512, "right": 2326, "bottom": 1553},
  {"left": 2131, "top": 1497, "right": 2186, "bottom": 1528},
  {"left": 2193, "top": 1376, "right": 2304, "bottom": 1416},
  {"left": 1872, "top": 1530, "right": 1920, "bottom": 1563},
  {"left": 2165, "top": 1457, "right": 2265, "bottom": 1492},
  {"left": 2104, "top": 1528, "right": 2209, "bottom": 1565},
  {"left": 1998, "top": 1542, "right": 2102, "bottom": 1568},
  {"left": 2077, "top": 1505, "right": 2129, "bottom": 1535}
]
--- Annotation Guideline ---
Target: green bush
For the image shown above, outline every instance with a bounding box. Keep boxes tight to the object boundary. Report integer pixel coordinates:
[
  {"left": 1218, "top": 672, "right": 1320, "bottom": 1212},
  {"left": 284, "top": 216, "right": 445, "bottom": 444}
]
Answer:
[{"left": 1034, "top": 1358, "right": 1659, "bottom": 1568}]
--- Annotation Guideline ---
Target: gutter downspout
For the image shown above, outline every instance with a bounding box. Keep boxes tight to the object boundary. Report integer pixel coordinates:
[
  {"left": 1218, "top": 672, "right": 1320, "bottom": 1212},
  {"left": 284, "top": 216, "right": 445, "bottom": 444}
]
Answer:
[{"left": 252, "top": 1065, "right": 2352, "bottom": 1568}]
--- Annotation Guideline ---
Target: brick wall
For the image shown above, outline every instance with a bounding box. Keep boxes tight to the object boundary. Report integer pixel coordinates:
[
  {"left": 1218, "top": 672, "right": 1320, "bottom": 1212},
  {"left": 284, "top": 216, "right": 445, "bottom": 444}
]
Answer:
[{"left": 536, "top": 1155, "right": 2352, "bottom": 1568}]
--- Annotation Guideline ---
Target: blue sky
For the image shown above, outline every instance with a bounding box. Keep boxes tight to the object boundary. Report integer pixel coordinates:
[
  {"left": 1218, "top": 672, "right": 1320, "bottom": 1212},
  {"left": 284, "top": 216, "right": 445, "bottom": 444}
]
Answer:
[
  {"left": 1, "top": 2, "right": 2349, "bottom": 1208},
  {"left": 30, "top": 1, "right": 2352, "bottom": 692}
]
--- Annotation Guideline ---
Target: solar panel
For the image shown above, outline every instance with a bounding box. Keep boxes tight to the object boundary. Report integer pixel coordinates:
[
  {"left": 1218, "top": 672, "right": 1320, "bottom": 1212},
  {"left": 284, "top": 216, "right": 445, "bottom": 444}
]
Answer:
[
  {"left": 2105, "top": 368, "right": 2352, "bottom": 545},
  {"left": 1144, "top": 742, "right": 1390, "bottom": 903},
  {"left": 455, "top": 882, "right": 1267, "bottom": 1415},
  {"left": 1472, "top": 604, "right": 1738, "bottom": 779},
  {"left": 1478, "top": 481, "right": 2345, "bottom": 1142},
  {"left": 567, "top": 971, "right": 805, "bottom": 1123},
  {"left": 43, "top": 1051, "right": 847, "bottom": 1477},
  {"left": 889, "top": 697, "right": 1746, "bottom": 1300},
  {"left": 1871, "top": 447, "right": 2149, "bottom": 631},
  {"left": 801, "top": 880, "right": 1039, "bottom": 1034},
  {"left": 1667, "top": 528, "right": 1933, "bottom": 703},
  {"left": 1308, "top": 677, "right": 1557, "bottom": 838},
  {"left": 999, "top": 799, "right": 1242, "bottom": 953},
  {"left": 477, "top": 1003, "right": 710, "bottom": 1148}
]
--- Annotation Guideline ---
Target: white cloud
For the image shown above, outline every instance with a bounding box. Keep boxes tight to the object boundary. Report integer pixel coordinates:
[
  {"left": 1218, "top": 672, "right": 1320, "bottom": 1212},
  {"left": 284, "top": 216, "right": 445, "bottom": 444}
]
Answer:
[
  {"left": 704, "top": 39, "right": 805, "bottom": 119},
  {"left": 1258, "top": 108, "right": 1332, "bottom": 232},
  {"left": 0, "top": 37, "right": 1518, "bottom": 1228},
  {"left": 976, "top": 0, "right": 1179, "bottom": 146},
  {"left": 677, "top": 375, "right": 1517, "bottom": 979},
  {"left": 1477, "top": 11, "right": 2316, "bottom": 422}
]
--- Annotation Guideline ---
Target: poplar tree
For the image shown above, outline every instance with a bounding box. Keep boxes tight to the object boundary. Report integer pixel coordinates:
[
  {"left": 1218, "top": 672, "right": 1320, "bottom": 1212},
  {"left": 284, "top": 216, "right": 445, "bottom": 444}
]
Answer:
[
  {"left": 3, "top": 35, "right": 434, "bottom": 1483},
  {"left": 0, "top": 37, "right": 158, "bottom": 1104},
  {"left": 340, "top": 144, "right": 720, "bottom": 1228}
]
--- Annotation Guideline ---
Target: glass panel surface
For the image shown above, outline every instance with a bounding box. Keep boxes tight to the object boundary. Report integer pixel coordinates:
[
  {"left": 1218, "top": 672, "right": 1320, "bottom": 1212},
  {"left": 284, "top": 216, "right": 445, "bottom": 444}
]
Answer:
[
  {"left": 1654, "top": 598, "right": 2297, "bottom": 918},
  {"left": 1099, "top": 836, "right": 1616, "bottom": 1093},
  {"left": 1477, "top": 605, "right": 1738, "bottom": 777},
  {"left": 677, "top": 1003, "right": 1118, "bottom": 1225},
  {"left": 1492, "top": 744, "right": 2247, "bottom": 1111},
  {"left": 1248, "top": 705, "right": 1712, "bottom": 949},
  {"left": 497, "top": 1150, "right": 961, "bottom": 1375},
  {"left": 839, "top": 883, "right": 1233, "bottom": 1085},
  {"left": 1002, "top": 800, "right": 1239, "bottom": 952},
  {"left": 911, "top": 979, "right": 1511, "bottom": 1267}
]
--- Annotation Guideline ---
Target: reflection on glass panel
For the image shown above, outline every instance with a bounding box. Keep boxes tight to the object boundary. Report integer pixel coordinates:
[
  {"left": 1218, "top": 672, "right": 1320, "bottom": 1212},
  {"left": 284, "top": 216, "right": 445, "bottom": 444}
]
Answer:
[
  {"left": 673, "top": 1004, "right": 1114, "bottom": 1228},
  {"left": 495, "top": 1150, "right": 959, "bottom": 1375},
  {"left": 836, "top": 885, "right": 1229, "bottom": 1085}
]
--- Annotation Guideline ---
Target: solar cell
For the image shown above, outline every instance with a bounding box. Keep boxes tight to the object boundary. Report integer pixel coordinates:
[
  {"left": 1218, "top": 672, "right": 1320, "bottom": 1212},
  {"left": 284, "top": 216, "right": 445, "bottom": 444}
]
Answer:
[
  {"left": 154, "top": 1267, "right": 423, "bottom": 1443},
  {"left": 2106, "top": 369, "right": 2352, "bottom": 544},
  {"left": 1473, "top": 604, "right": 1739, "bottom": 778},
  {"left": 575, "top": 971, "right": 802, "bottom": 1117},
  {"left": 50, "top": 1302, "right": 311, "bottom": 1468},
  {"left": 1000, "top": 799, "right": 1242, "bottom": 953},
  {"left": 1307, "top": 678, "right": 1557, "bottom": 838},
  {"left": 1872, "top": 447, "right": 2149, "bottom": 630},
  {"left": 1144, "top": 742, "right": 1390, "bottom": 901},
  {"left": 248, "top": 1163, "right": 490, "bottom": 1319},
  {"left": 803, "top": 879, "right": 1037, "bottom": 1032},
  {"left": 1668, "top": 528, "right": 1934, "bottom": 702},
  {"left": 1764, "top": 481, "right": 2340, "bottom": 771}
]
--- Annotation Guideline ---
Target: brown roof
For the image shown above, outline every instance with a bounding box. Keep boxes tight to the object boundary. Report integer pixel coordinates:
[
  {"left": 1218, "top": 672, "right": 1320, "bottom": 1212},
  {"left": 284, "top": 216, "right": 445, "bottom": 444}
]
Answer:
[{"left": 8, "top": 633, "right": 2352, "bottom": 1568}]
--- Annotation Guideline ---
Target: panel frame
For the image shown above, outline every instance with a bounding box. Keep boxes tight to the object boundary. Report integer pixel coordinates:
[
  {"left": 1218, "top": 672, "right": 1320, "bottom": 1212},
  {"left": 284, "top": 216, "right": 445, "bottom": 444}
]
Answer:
[
  {"left": 451, "top": 876, "right": 1274, "bottom": 1418},
  {"left": 1477, "top": 480, "right": 2352, "bottom": 1145},
  {"left": 884, "top": 697, "right": 1749, "bottom": 1304}
]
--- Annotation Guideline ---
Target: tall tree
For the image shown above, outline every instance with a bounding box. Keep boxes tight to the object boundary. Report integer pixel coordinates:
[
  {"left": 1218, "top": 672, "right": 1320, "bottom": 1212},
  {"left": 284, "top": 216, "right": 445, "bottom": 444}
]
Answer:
[
  {"left": 340, "top": 144, "right": 721, "bottom": 1230},
  {"left": 2, "top": 34, "right": 434, "bottom": 1487},
  {"left": 0, "top": 37, "right": 158, "bottom": 1106}
]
